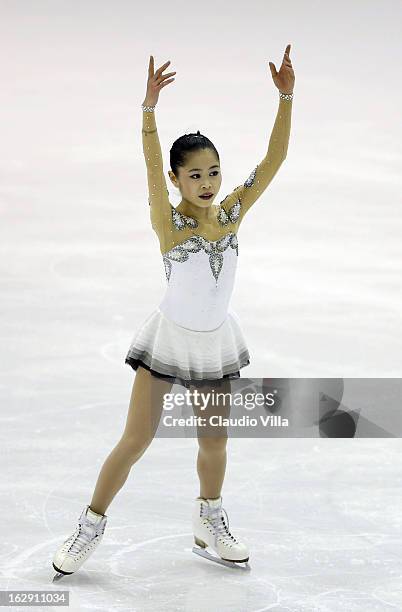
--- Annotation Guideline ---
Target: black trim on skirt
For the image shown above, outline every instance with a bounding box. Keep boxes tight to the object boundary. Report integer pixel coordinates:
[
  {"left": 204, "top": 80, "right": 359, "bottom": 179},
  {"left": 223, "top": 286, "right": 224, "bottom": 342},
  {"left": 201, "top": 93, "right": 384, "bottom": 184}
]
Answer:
[{"left": 125, "top": 356, "right": 243, "bottom": 388}]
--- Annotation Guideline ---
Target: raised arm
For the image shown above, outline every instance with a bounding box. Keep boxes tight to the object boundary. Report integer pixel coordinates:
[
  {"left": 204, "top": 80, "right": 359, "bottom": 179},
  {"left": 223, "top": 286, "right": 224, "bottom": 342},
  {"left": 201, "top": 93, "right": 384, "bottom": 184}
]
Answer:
[
  {"left": 142, "top": 107, "right": 172, "bottom": 241},
  {"left": 141, "top": 56, "right": 177, "bottom": 250},
  {"left": 220, "top": 45, "right": 295, "bottom": 226}
]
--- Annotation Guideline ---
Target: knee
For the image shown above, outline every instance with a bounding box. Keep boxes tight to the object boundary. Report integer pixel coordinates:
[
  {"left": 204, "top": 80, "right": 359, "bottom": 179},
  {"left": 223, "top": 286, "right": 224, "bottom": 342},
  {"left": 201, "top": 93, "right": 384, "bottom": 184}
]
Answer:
[
  {"left": 119, "top": 434, "right": 153, "bottom": 461},
  {"left": 198, "top": 435, "right": 227, "bottom": 454}
]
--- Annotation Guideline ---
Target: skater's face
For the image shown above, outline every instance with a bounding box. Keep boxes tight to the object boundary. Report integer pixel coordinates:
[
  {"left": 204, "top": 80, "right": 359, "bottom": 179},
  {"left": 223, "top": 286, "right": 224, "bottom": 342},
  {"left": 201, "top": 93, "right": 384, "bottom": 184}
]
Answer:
[{"left": 169, "top": 149, "right": 222, "bottom": 207}]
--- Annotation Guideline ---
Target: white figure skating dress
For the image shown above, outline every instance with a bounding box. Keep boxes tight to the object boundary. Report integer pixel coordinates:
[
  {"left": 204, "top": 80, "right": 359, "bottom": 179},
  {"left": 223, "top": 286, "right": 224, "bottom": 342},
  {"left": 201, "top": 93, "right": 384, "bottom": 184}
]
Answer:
[{"left": 125, "top": 95, "right": 292, "bottom": 387}]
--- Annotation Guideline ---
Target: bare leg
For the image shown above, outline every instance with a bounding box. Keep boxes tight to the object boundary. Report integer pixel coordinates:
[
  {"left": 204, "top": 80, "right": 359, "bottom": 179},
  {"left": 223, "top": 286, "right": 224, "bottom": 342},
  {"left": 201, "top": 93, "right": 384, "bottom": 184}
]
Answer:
[
  {"left": 89, "top": 366, "right": 174, "bottom": 515},
  {"left": 189, "top": 378, "right": 232, "bottom": 500}
]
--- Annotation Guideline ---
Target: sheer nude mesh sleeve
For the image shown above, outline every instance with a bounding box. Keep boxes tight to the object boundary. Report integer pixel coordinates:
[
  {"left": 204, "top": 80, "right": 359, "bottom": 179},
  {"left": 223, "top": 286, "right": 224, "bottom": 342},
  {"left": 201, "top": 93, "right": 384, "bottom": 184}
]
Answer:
[
  {"left": 142, "top": 109, "right": 172, "bottom": 251},
  {"left": 219, "top": 96, "right": 293, "bottom": 227}
]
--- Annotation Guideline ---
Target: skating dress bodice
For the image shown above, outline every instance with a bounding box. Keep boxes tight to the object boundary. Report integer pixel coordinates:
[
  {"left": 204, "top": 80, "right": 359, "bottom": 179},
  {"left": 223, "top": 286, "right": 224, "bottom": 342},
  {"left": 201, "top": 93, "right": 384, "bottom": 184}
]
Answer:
[
  {"left": 158, "top": 204, "right": 240, "bottom": 331},
  {"left": 141, "top": 98, "right": 292, "bottom": 331}
]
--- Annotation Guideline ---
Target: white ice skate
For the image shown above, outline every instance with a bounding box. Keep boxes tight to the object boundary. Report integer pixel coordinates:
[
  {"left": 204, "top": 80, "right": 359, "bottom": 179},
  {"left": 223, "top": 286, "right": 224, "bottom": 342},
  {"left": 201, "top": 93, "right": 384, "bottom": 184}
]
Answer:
[
  {"left": 192, "top": 496, "right": 250, "bottom": 571},
  {"left": 52, "top": 505, "right": 107, "bottom": 581}
]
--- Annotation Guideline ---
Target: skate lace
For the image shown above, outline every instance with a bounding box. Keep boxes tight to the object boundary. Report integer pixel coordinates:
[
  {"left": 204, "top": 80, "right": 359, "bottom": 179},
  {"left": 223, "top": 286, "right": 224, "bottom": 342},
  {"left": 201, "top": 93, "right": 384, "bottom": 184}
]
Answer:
[
  {"left": 68, "top": 521, "right": 98, "bottom": 556},
  {"left": 203, "top": 505, "right": 237, "bottom": 548}
]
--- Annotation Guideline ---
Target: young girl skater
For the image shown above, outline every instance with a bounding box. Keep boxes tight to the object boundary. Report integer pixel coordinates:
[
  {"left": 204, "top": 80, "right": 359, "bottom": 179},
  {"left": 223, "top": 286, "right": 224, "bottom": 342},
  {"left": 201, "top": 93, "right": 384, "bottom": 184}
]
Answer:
[{"left": 52, "top": 46, "right": 294, "bottom": 578}]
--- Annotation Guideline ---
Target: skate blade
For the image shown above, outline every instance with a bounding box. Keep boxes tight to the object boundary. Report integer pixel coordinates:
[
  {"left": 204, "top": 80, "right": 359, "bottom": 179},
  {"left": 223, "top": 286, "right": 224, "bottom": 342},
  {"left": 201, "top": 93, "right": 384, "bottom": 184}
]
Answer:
[
  {"left": 52, "top": 572, "right": 65, "bottom": 583},
  {"left": 192, "top": 545, "right": 251, "bottom": 571}
]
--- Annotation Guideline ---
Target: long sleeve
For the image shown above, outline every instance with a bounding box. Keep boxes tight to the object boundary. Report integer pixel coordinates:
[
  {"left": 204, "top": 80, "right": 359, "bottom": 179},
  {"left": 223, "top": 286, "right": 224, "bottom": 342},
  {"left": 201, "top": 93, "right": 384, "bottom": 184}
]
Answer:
[
  {"left": 142, "top": 109, "right": 172, "bottom": 250},
  {"left": 220, "top": 95, "right": 293, "bottom": 226}
]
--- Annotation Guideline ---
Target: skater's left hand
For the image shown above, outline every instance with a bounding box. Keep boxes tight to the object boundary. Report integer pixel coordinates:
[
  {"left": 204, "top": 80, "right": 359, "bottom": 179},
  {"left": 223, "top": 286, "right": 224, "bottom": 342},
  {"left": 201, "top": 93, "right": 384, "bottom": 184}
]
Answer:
[{"left": 269, "top": 44, "right": 295, "bottom": 95}]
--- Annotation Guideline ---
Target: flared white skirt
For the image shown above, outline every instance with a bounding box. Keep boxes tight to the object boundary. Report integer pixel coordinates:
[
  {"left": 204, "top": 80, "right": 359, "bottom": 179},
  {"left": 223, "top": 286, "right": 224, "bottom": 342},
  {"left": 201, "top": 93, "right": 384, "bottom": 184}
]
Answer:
[{"left": 125, "top": 307, "right": 250, "bottom": 386}]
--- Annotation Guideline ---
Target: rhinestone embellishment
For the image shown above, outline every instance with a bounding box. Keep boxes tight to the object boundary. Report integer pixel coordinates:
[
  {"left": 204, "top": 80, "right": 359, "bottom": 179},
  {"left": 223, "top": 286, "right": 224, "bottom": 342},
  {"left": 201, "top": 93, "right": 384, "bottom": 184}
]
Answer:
[
  {"left": 217, "top": 205, "right": 229, "bottom": 226},
  {"left": 217, "top": 199, "right": 241, "bottom": 226},
  {"left": 244, "top": 165, "right": 258, "bottom": 187},
  {"left": 228, "top": 199, "right": 241, "bottom": 223},
  {"left": 162, "top": 233, "right": 238, "bottom": 283},
  {"left": 216, "top": 165, "right": 258, "bottom": 226},
  {"left": 171, "top": 206, "right": 199, "bottom": 230}
]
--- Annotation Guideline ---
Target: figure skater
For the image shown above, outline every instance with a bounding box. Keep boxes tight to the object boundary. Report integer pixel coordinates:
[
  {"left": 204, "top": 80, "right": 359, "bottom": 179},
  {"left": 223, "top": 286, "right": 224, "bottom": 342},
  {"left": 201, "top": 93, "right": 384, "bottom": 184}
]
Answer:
[{"left": 52, "top": 45, "right": 295, "bottom": 577}]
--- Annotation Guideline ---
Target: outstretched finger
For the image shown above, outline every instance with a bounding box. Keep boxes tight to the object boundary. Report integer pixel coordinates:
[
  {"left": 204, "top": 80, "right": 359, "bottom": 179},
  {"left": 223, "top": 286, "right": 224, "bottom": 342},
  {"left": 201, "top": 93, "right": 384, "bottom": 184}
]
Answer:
[
  {"left": 148, "top": 55, "right": 154, "bottom": 77},
  {"left": 284, "top": 43, "right": 291, "bottom": 57},
  {"left": 268, "top": 61, "right": 277, "bottom": 77},
  {"left": 281, "top": 55, "right": 292, "bottom": 68},
  {"left": 155, "top": 60, "right": 171, "bottom": 77},
  {"left": 160, "top": 77, "right": 175, "bottom": 89},
  {"left": 157, "top": 71, "right": 176, "bottom": 83}
]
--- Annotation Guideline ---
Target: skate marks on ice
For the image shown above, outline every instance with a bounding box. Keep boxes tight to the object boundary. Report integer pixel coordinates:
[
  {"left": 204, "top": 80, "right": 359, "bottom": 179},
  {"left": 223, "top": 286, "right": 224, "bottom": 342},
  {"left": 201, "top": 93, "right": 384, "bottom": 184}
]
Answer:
[
  {"left": 6, "top": 511, "right": 402, "bottom": 611},
  {"left": 109, "top": 530, "right": 251, "bottom": 572}
]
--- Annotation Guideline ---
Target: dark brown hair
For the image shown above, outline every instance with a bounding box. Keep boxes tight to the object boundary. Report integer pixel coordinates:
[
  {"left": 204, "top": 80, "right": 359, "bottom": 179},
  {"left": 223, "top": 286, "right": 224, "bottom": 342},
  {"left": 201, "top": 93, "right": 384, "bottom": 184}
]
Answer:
[{"left": 169, "top": 130, "right": 219, "bottom": 177}]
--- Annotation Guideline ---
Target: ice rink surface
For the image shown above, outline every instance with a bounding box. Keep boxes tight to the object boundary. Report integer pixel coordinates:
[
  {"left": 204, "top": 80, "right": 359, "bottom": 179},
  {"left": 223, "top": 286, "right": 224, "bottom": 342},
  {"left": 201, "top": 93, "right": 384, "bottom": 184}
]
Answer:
[{"left": 1, "top": 1, "right": 401, "bottom": 610}]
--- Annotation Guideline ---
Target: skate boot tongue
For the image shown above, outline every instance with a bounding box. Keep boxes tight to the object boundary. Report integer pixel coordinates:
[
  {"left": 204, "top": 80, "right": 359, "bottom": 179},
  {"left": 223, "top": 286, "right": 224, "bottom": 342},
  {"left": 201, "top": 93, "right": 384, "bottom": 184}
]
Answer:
[
  {"left": 86, "top": 507, "right": 105, "bottom": 525},
  {"left": 205, "top": 496, "right": 222, "bottom": 509}
]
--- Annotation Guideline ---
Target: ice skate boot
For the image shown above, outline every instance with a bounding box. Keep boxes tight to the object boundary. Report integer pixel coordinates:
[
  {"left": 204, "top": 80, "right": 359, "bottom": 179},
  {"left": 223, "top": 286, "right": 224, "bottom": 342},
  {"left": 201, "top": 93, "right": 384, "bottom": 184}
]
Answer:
[
  {"left": 192, "top": 496, "right": 250, "bottom": 571},
  {"left": 52, "top": 505, "right": 107, "bottom": 581}
]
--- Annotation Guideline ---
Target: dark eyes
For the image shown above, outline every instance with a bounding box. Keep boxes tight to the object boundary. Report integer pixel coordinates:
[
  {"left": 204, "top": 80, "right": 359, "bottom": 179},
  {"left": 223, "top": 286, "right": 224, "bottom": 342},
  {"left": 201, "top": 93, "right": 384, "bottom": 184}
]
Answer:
[{"left": 190, "top": 171, "right": 220, "bottom": 179}]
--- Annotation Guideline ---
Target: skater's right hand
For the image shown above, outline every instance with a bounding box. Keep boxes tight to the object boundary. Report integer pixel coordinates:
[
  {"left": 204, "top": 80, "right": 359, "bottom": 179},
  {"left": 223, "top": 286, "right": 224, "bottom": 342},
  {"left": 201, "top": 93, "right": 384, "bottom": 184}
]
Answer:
[{"left": 142, "top": 55, "right": 176, "bottom": 107}]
